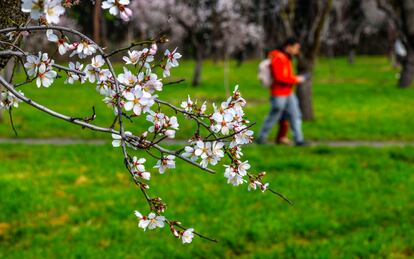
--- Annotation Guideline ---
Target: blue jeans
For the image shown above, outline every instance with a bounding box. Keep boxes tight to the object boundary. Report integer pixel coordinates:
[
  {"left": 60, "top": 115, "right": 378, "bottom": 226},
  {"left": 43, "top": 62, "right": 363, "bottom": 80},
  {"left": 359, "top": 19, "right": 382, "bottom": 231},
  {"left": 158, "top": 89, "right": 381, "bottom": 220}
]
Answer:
[{"left": 258, "top": 94, "right": 304, "bottom": 143}]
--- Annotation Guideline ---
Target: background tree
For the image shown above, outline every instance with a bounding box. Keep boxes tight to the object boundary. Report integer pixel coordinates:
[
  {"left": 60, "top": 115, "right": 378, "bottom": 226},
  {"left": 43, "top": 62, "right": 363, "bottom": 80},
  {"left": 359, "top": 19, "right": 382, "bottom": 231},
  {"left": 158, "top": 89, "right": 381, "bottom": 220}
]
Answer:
[
  {"left": 130, "top": 0, "right": 262, "bottom": 87},
  {"left": 389, "top": 0, "right": 414, "bottom": 88},
  {"left": 292, "top": 0, "right": 333, "bottom": 121}
]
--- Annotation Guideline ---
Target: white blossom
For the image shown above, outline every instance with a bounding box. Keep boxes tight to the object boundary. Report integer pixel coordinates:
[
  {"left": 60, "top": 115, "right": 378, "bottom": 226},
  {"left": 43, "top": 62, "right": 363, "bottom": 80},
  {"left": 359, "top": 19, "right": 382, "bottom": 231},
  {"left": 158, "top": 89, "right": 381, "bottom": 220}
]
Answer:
[
  {"left": 211, "top": 141, "right": 225, "bottom": 158},
  {"left": 146, "top": 111, "right": 165, "bottom": 132},
  {"left": 194, "top": 141, "right": 210, "bottom": 158},
  {"left": 230, "top": 127, "right": 254, "bottom": 147},
  {"left": 211, "top": 112, "right": 234, "bottom": 135},
  {"left": 149, "top": 44, "right": 158, "bottom": 55},
  {"left": 166, "top": 116, "right": 179, "bottom": 130},
  {"left": 181, "top": 228, "right": 194, "bottom": 244},
  {"left": 65, "top": 62, "right": 84, "bottom": 84},
  {"left": 46, "top": 29, "right": 58, "bottom": 42},
  {"left": 165, "top": 48, "right": 182, "bottom": 68},
  {"left": 22, "top": 0, "right": 65, "bottom": 24},
  {"left": 44, "top": 0, "right": 65, "bottom": 24},
  {"left": 154, "top": 155, "right": 175, "bottom": 174},
  {"left": 131, "top": 157, "right": 150, "bottom": 180},
  {"left": 134, "top": 211, "right": 165, "bottom": 231},
  {"left": 248, "top": 181, "right": 269, "bottom": 193},
  {"left": 111, "top": 131, "right": 132, "bottom": 147},
  {"left": 21, "top": 0, "right": 43, "bottom": 20},
  {"left": 0, "top": 91, "right": 24, "bottom": 110},
  {"left": 47, "top": 30, "right": 70, "bottom": 55},
  {"left": 260, "top": 183, "right": 269, "bottom": 192},
  {"left": 118, "top": 67, "right": 137, "bottom": 87},
  {"left": 182, "top": 146, "right": 198, "bottom": 162},
  {"left": 181, "top": 95, "right": 193, "bottom": 112},
  {"left": 71, "top": 41, "right": 97, "bottom": 59},
  {"left": 96, "top": 82, "right": 112, "bottom": 96},
  {"left": 102, "top": 0, "right": 133, "bottom": 22},
  {"left": 131, "top": 157, "right": 146, "bottom": 172},
  {"left": 123, "top": 88, "right": 152, "bottom": 116},
  {"left": 141, "top": 73, "right": 163, "bottom": 93},
  {"left": 24, "top": 54, "right": 40, "bottom": 77},
  {"left": 84, "top": 55, "right": 105, "bottom": 83},
  {"left": 248, "top": 180, "right": 260, "bottom": 191},
  {"left": 123, "top": 50, "right": 141, "bottom": 65},
  {"left": 145, "top": 213, "right": 165, "bottom": 230},
  {"left": 224, "top": 165, "right": 247, "bottom": 186},
  {"left": 36, "top": 63, "right": 57, "bottom": 88},
  {"left": 237, "top": 160, "right": 250, "bottom": 176},
  {"left": 200, "top": 101, "right": 207, "bottom": 114}
]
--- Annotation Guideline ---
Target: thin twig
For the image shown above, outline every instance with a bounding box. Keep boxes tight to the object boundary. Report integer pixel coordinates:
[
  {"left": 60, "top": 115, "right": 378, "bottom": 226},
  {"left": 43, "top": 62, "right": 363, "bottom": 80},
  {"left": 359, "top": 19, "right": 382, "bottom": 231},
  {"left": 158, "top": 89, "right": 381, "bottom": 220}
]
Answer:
[
  {"left": 174, "top": 223, "right": 218, "bottom": 243},
  {"left": 163, "top": 78, "right": 186, "bottom": 86},
  {"left": 268, "top": 188, "right": 294, "bottom": 205},
  {"left": 104, "top": 39, "right": 155, "bottom": 58},
  {"left": 8, "top": 108, "right": 18, "bottom": 136}
]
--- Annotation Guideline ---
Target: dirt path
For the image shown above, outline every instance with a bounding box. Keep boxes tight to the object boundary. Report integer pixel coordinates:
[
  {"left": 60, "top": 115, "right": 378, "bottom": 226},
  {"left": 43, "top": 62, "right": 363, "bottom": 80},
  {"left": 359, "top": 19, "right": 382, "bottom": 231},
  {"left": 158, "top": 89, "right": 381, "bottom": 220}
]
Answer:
[{"left": 1, "top": 138, "right": 414, "bottom": 147}]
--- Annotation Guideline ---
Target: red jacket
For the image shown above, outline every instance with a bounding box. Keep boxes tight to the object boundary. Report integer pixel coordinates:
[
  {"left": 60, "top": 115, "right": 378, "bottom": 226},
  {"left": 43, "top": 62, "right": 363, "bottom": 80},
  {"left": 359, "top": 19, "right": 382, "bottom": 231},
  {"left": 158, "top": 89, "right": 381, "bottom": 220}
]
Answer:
[{"left": 269, "top": 50, "right": 299, "bottom": 96}]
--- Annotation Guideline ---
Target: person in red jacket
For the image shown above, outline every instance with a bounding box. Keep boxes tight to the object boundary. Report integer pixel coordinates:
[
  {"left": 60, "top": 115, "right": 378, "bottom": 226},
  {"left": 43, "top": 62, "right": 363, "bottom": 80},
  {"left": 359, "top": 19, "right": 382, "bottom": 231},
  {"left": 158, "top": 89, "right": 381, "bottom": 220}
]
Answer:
[{"left": 256, "top": 37, "right": 307, "bottom": 146}]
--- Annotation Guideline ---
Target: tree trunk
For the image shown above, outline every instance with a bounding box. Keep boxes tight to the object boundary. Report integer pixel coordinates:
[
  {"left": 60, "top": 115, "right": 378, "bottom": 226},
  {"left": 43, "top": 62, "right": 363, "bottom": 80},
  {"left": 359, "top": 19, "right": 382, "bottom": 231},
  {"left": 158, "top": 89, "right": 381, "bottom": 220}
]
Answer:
[
  {"left": 297, "top": 59, "right": 315, "bottom": 120},
  {"left": 399, "top": 49, "right": 414, "bottom": 87},
  {"left": 398, "top": 0, "right": 414, "bottom": 87},
  {"left": 192, "top": 47, "right": 203, "bottom": 87},
  {"left": 0, "top": 0, "right": 26, "bottom": 122},
  {"left": 296, "top": 79, "right": 314, "bottom": 121},
  {"left": 348, "top": 48, "right": 355, "bottom": 65},
  {"left": 293, "top": 0, "right": 332, "bottom": 121},
  {"left": 93, "top": 0, "right": 102, "bottom": 45},
  {"left": 0, "top": 0, "right": 27, "bottom": 70}
]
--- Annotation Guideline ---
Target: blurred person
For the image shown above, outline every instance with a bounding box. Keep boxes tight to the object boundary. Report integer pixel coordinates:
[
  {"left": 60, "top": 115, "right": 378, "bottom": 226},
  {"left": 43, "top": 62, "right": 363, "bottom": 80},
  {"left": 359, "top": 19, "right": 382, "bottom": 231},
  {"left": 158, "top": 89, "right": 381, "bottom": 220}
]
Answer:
[{"left": 256, "top": 37, "right": 308, "bottom": 146}]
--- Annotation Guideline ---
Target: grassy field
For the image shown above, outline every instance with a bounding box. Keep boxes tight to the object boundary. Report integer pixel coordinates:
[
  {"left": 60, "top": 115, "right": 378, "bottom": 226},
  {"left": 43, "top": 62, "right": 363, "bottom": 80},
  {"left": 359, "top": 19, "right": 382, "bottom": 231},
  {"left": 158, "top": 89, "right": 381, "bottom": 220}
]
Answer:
[
  {"left": 1, "top": 56, "right": 414, "bottom": 258},
  {"left": 0, "top": 144, "right": 414, "bottom": 258},
  {"left": 1, "top": 56, "right": 414, "bottom": 141}
]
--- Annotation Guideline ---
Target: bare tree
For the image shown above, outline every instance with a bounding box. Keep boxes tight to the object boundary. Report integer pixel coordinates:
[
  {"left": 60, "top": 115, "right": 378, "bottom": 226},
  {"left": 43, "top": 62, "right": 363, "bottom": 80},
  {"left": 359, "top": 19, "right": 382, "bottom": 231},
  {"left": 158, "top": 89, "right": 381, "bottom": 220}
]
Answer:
[
  {"left": 130, "top": 0, "right": 262, "bottom": 87},
  {"left": 396, "top": 0, "right": 414, "bottom": 87}
]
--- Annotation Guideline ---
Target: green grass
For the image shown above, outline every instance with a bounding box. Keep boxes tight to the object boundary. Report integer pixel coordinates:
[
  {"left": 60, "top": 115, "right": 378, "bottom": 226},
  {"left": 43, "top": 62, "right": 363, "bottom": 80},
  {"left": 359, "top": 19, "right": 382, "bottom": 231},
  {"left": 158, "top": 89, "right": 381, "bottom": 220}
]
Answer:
[
  {"left": 1, "top": 144, "right": 414, "bottom": 258},
  {"left": 1, "top": 56, "right": 414, "bottom": 140}
]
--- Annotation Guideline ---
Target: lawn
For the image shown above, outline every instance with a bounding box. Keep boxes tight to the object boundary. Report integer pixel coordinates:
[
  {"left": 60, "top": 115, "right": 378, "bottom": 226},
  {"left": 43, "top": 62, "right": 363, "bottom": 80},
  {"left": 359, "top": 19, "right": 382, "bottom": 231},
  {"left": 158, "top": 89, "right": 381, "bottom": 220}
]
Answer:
[
  {"left": 1, "top": 144, "right": 414, "bottom": 258},
  {"left": 1, "top": 56, "right": 414, "bottom": 141},
  {"left": 1, "top": 55, "right": 414, "bottom": 258}
]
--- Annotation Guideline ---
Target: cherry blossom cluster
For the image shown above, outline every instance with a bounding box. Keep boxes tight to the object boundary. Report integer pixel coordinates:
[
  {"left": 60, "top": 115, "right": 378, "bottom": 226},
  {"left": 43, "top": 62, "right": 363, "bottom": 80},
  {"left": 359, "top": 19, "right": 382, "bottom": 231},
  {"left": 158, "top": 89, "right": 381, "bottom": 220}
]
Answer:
[
  {"left": 22, "top": 0, "right": 65, "bottom": 24},
  {"left": 0, "top": 91, "right": 23, "bottom": 111},
  {"left": 21, "top": 0, "right": 132, "bottom": 24},
  {"left": 24, "top": 52, "right": 57, "bottom": 87},
  {"left": 134, "top": 211, "right": 194, "bottom": 244},
  {"left": 0, "top": 2, "right": 288, "bottom": 245},
  {"left": 102, "top": 0, "right": 133, "bottom": 22},
  {"left": 46, "top": 29, "right": 97, "bottom": 59}
]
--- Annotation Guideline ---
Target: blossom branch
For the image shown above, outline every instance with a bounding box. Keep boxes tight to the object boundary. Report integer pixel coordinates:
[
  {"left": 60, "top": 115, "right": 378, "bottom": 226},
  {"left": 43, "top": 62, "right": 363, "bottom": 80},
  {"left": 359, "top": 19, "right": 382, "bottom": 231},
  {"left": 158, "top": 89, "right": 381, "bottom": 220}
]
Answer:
[
  {"left": 0, "top": 8, "right": 292, "bottom": 244},
  {"left": 0, "top": 76, "right": 116, "bottom": 134}
]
